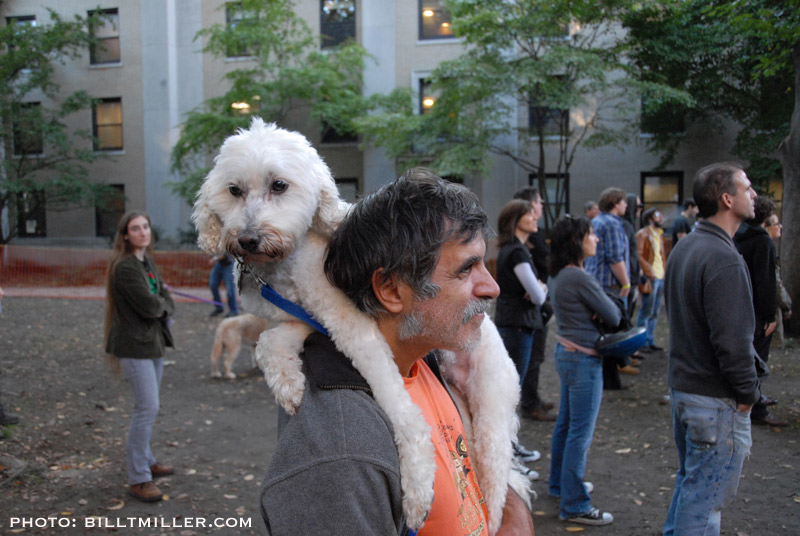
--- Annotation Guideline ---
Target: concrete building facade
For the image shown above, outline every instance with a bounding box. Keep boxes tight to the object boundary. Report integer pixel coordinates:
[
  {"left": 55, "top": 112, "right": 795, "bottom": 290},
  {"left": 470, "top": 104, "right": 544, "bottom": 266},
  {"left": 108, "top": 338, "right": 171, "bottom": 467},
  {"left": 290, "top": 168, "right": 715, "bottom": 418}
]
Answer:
[{"left": 2, "top": 0, "right": 749, "bottom": 245}]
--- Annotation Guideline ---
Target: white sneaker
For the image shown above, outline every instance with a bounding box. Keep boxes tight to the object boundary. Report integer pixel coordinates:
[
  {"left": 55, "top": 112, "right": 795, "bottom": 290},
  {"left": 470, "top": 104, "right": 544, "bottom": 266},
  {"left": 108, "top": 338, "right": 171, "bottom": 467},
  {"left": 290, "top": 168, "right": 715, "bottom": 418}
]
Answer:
[
  {"left": 561, "top": 507, "right": 613, "bottom": 526},
  {"left": 513, "top": 442, "right": 541, "bottom": 463},
  {"left": 584, "top": 481, "right": 594, "bottom": 494},
  {"left": 522, "top": 467, "right": 540, "bottom": 481}
]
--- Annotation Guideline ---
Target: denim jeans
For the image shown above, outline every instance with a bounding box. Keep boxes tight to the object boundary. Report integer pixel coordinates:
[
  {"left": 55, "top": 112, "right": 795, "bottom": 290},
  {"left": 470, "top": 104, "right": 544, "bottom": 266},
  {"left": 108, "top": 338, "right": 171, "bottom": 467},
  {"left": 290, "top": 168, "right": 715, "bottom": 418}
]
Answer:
[
  {"left": 210, "top": 261, "right": 238, "bottom": 313},
  {"left": 663, "top": 390, "right": 752, "bottom": 536},
  {"left": 548, "top": 344, "right": 604, "bottom": 517},
  {"left": 120, "top": 357, "right": 164, "bottom": 485},
  {"left": 637, "top": 277, "right": 664, "bottom": 346},
  {"left": 520, "top": 324, "right": 547, "bottom": 412},
  {"left": 497, "top": 326, "right": 534, "bottom": 384}
]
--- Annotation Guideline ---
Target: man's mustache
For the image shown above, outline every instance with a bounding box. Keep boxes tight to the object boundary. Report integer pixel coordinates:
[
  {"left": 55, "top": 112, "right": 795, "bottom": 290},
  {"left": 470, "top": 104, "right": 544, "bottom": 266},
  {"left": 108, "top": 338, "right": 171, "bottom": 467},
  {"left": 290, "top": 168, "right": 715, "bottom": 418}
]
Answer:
[{"left": 462, "top": 299, "right": 492, "bottom": 324}]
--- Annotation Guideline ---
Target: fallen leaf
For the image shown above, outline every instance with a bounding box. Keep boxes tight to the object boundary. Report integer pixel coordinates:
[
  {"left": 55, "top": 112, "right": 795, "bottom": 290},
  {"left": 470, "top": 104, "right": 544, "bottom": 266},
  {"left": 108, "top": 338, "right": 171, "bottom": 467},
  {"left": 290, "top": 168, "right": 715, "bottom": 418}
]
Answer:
[
  {"left": 615, "top": 448, "right": 632, "bottom": 454},
  {"left": 565, "top": 527, "right": 585, "bottom": 532},
  {"left": 224, "top": 494, "right": 237, "bottom": 499},
  {"left": 634, "top": 499, "right": 643, "bottom": 506},
  {"left": 244, "top": 474, "right": 254, "bottom": 481},
  {"left": 107, "top": 500, "right": 125, "bottom": 511},
  {"left": 187, "top": 468, "right": 197, "bottom": 475},
  {"left": 533, "top": 511, "right": 546, "bottom": 517}
]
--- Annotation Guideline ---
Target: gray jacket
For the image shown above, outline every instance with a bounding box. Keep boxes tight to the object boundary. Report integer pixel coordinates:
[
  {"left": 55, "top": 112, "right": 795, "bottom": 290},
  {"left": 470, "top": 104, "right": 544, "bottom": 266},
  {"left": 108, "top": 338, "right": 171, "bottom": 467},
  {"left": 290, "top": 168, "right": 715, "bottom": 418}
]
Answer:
[
  {"left": 664, "top": 220, "right": 760, "bottom": 404},
  {"left": 261, "top": 333, "right": 417, "bottom": 535}
]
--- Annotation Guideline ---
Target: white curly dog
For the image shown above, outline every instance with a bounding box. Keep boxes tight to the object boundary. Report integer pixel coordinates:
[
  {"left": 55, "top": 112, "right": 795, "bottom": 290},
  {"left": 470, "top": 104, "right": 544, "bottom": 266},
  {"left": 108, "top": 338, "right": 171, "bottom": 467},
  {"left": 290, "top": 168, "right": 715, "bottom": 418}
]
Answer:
[{"left": 192, "top": 117, "right": 528, "bottom": 533}]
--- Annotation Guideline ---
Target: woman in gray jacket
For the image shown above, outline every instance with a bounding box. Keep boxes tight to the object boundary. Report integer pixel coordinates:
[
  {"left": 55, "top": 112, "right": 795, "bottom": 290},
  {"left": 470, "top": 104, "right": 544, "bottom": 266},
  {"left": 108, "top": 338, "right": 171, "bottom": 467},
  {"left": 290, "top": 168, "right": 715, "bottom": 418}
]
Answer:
[
  {"left": 104, "top": 211, "right": 174, "bottom": 502},
  {"left": 547, "top": 215, "right": 621, "bottom": 527}
]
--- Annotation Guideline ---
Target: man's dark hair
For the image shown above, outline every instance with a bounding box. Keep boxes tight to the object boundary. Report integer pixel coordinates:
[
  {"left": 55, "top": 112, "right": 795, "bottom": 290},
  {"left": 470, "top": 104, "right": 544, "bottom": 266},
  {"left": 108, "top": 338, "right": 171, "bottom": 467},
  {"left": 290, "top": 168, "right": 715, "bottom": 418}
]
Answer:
[
  {"left": 641, "top": 207, "right": 659, "bottom": 228},
  {"left": 598, "top": 187, "right": 627, "bottom": 213},
  {"left": 747, "top": 195, "right": 775, "bottom": 226},
  {"left": 324, "top": 168, "right": 490, "bottom": 316},
  {"left": 683, "top": 198, "right": 697, "bottom": 209},
  {"left": 513, "top": 186, "right": 540, "bottom": 202},
  {"left": 548, "top": 215, "right": 593, "bottom": 277},
  {"left": 584, "top": 200, "right": 598, "bottom": 213},
  {"left": 693, "top": 163, "right": 742, "bottom": 218},
  {"left": 497, "top": 199, "right": 533, "bottom": 246}
]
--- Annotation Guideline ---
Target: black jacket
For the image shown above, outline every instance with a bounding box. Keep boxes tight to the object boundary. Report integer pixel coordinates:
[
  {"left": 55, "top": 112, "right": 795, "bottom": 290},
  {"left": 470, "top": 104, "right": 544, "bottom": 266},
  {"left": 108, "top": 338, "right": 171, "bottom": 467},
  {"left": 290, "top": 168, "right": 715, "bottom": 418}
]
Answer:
[{"left": 734, "top": 223, "right": 777, "bottom": 324}]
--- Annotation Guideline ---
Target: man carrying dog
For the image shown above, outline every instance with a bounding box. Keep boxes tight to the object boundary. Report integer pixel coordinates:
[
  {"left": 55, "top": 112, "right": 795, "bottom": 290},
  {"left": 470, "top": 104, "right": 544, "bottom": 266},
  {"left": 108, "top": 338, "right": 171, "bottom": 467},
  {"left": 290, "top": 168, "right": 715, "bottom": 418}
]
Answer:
[
  {"left": 260, "top": 169, "right": 534, "bottom": 535},
  {"left": 663, "top": 162, "right": 759, "bottom": 535}
]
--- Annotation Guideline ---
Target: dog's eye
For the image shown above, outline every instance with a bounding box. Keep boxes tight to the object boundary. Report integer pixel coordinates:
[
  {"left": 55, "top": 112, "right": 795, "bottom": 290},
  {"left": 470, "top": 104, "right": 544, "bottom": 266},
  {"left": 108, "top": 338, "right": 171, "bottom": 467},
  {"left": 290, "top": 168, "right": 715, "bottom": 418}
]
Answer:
[
  {"left": 271, "top": 180, "right": 288, "bottom": 194},
  {"left": 229, "top": 185, "right": 243, "bottom": 197}
]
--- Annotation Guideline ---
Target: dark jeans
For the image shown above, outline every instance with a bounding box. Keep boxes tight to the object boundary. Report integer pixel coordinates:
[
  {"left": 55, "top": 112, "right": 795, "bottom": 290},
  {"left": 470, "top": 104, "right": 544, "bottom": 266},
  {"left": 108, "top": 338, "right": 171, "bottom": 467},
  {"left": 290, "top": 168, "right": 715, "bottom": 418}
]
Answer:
[
  {"left": 209, "top": 261, "right": 238, "bottom": 313},
  {"left": 498, "top": 326, "right": 534, "bottom": 382},
  {"left": 751, "top": 326, "right": 774, "bottom": 420},
  {"left": 520, "top": 325, "right": 548, "bottom": 411}
]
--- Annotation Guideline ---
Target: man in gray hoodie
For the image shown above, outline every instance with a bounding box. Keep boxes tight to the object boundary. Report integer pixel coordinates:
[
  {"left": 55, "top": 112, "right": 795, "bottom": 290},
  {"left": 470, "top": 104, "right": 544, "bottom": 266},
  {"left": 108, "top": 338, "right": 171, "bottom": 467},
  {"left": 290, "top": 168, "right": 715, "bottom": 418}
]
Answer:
[{"left": 663, "top": 162, "right": 760, "bottom": 536}]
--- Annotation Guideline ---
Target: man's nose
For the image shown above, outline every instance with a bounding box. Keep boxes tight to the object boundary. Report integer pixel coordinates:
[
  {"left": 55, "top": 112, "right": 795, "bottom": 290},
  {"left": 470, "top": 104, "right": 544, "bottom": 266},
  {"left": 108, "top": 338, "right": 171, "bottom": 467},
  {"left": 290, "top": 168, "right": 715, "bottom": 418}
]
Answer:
[{"left": 476, "top": 263, "right": 500, "bottom": 300}]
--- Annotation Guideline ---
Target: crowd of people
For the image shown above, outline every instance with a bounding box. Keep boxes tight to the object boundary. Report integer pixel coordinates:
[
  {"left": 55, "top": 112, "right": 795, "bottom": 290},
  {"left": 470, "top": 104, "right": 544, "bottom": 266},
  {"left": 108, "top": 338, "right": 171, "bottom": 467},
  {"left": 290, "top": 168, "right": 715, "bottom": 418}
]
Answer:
[{"left": 29, "top": 161, "right": 780, "bottom": 534}]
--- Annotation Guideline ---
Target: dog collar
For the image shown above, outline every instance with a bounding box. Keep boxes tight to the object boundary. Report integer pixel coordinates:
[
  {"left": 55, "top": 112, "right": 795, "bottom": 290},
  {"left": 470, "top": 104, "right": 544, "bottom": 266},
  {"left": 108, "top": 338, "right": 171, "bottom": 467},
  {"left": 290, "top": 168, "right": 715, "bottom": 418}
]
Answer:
[{"left": 259, "top": 283, "right": 329, "bottom": 336}]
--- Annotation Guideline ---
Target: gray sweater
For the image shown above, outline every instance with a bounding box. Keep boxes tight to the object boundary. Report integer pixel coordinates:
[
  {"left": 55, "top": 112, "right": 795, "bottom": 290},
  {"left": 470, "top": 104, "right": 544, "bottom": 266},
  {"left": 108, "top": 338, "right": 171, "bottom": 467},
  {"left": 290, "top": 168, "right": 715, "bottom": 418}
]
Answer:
[
  {"left": 550, "top": 266, "right": 621, "bottom": 348},
  {"left": 664, "top": 220, "right": 760, "bottom": 404},
  {"left": 261, "top": 334, "right": 408, "bottom": 535}
]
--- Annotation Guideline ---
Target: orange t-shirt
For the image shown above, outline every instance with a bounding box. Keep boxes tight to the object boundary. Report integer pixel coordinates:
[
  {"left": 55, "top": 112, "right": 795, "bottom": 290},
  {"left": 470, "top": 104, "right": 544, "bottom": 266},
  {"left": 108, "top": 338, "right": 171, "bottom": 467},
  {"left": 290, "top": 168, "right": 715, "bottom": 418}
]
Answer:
[{"left": 404, "top": 360, "right": 489, "bottom": 536}]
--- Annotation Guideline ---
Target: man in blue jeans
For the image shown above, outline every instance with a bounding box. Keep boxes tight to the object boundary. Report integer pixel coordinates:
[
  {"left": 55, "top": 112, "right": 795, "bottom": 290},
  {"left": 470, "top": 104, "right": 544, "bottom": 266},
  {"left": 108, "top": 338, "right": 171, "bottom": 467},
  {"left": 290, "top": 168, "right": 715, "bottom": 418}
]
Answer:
[
  {"left": 663, "top": 162, "right": 760, "bottom": 535},
  {"left": 209, "top": 254, "right": 238, "bottom": 317}
]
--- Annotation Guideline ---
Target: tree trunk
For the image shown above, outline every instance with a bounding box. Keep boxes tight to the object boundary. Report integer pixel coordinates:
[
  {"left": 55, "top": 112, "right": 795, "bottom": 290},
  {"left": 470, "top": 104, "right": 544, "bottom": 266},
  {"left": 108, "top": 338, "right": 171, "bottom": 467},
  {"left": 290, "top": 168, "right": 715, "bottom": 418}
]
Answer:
[{"left": 779, "top": 42, "right": 800, "bottom": 334}]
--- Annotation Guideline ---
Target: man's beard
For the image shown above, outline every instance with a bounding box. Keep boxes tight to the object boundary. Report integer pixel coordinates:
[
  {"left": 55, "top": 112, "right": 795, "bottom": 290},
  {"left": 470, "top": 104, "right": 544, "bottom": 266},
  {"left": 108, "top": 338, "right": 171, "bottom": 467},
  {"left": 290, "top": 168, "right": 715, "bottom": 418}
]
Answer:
[{"left": 398, "top": 298, "right": 492, "bottom": 353}]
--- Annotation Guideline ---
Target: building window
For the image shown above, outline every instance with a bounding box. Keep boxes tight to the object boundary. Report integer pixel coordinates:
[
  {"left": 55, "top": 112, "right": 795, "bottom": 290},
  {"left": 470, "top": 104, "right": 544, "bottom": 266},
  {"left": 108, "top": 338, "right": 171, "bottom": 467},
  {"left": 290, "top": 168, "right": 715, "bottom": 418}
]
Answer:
[
  {"left": 641, "top": 171, "right": 682, "bottom": 227},
  {"left": 17, "top": 189, "right": 46, "bottom": 238},
  {"left": 419, "top": 1, "right": 453, "bottom": 40},
  {"left": 321, "top": 121, "right": 357, "bottom": 144},
  {"left": 13, "top": 102, "right": 43, "bottom": 156},
  {"left": 6, "top": 15, "right": 36, "bottom": 65},
  {"left": 226, "top": 2, "right": 258, "bottom": 58},
  {"left": 321, "top": 0, "right": 355, "bottom": 48},
  {"left": 529, "top": 78, "right": 570, "bottom": 138},
  {"left": 93, "top": 98, "right": 123, "bottom": 151},
  {"left": 641, "top": 92, "right": 685, "bottom": 135},
  {"left": 89, "top": 8, "right": 120, "bottom": 64},
  {"left": 96, "top": 184, "right": 125, "bottom": 238},
  {"left": 531, "top": 173, "right": 569, "bottom": 232},
  {"left": 335, "top": 178, "right": 359, "bottom": 203},
  {"left": 419, "top": 78, "right": 437, "bottom": 114}
]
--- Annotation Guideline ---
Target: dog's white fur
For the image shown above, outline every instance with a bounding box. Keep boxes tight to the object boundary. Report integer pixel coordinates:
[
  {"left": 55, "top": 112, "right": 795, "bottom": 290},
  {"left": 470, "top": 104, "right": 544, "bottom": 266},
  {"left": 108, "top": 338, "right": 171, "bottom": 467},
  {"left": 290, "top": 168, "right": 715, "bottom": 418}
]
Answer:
[
  {"left": 193, "top": 118, "right": 527, "bottom": 533},
  {"left": 210, "top": 313, "right": 272, "bottom": 379}
]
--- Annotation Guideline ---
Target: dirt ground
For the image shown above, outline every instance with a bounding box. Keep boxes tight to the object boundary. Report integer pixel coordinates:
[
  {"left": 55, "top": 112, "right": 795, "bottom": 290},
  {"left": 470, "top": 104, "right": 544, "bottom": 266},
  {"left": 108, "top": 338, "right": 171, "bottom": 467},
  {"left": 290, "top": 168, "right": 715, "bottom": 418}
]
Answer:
[{"left": 0, "top": 296, "right": 798, "bottom": 535}]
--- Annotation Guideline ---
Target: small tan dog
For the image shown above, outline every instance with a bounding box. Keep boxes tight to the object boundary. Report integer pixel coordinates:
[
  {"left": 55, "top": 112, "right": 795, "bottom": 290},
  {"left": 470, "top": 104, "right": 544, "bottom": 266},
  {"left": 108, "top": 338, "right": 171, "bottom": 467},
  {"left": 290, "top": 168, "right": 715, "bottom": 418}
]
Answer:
[{"left": 210, "top": 313, "right": 271, "bottom": 379}]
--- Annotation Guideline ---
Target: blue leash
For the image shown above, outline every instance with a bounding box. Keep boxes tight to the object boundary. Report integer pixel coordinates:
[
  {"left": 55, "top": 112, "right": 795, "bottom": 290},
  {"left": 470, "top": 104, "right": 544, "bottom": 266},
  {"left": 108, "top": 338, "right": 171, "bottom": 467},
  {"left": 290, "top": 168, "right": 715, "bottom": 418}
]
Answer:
[{"left": 260, "top": 283, "right": 329, "bottom": 337}]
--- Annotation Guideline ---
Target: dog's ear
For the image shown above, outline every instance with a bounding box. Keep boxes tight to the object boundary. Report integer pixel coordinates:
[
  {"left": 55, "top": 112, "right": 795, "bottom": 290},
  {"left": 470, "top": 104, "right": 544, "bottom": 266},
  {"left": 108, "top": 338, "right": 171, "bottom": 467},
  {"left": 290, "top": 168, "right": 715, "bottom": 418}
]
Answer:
[
  {"left": 193, "top": 190, "right": 224, "bottom": 254},
  {"left": 313, "top": 166, "right": 346, "bottom": 235}
]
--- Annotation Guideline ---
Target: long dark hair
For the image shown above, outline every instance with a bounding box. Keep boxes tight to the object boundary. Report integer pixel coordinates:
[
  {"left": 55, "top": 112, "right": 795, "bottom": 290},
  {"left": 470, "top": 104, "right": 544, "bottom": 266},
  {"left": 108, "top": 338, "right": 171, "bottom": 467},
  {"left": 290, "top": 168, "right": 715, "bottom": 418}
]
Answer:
[
  {"left": 104, "top": 211, "right": 153, "bottom": 368},
  {"left": 497, "top": 199, "right": 533, "bottom": 247},
  {"left": 548, "top": 215, "right": 593, "bottom": 277}
]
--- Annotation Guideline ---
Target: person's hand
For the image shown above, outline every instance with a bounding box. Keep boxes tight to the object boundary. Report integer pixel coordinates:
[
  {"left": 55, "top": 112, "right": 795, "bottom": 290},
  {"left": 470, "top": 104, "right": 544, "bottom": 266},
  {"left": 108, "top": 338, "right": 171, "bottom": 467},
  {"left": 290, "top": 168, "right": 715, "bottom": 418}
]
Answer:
[
  {"left": 496, "top": 488, "right": 535, "bottom": 535},
  {"left": 785, "top": 310, "right": 793, "bottom": 321},
  {"left": 736, "top": 403, "right": 753, "bottom": 413},
  {"left": 620, "top": 285, "right": 631, "bottom": 298},
  {"left": 539, "top": 281, "right": 547, "bottom": 294},
  {"left": 765, "top": 321, "right": 777, "bottom": 337}
]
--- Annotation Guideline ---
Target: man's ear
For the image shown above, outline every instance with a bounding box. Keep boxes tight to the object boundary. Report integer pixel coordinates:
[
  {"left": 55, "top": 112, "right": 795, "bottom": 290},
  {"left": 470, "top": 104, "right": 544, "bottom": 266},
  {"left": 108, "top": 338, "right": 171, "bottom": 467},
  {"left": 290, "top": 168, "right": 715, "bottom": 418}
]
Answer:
[{"left": 371, "top": 270, "right": 411, "bottom": 314}]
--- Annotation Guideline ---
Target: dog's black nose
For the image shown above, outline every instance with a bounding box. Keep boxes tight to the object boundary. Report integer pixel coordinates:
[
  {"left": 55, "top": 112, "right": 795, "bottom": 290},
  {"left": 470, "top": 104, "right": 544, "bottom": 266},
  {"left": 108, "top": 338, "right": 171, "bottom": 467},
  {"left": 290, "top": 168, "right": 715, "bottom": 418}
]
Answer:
[{"left": 238, "top": 234, "right": 260, "bottom": 252}]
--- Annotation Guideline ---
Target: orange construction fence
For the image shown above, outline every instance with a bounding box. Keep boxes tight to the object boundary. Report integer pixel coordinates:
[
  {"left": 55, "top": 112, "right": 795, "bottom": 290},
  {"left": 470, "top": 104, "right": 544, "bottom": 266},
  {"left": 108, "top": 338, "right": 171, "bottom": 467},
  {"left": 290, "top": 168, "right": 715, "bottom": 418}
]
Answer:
[{"left": 1, "top": 245, "right": 214, "bottom": 301}]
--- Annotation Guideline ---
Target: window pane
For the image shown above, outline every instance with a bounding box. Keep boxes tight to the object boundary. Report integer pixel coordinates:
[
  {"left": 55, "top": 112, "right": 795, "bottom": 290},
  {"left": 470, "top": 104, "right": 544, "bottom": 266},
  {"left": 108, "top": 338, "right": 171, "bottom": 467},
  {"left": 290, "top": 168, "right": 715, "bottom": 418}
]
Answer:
[
  {"left": 17, "top": 189, "right": 46, "bottom": 237},
  {"left": 89, "top": 9, "right": 120, "bottom": 64},
  {"left": 97, "top": 126, "right": 123, "bottom": 149},
  {"left": 420, "top": 0, "right": 453, "bottom": 40},
  {"left": 92, "top": 38, "right": 121, "bottom": 64},
  {"left": 94, "top": 99, "right": 123, "bottom": 150},
  {"left": 321, "top": 0, "right": 356, "bottom": 48},
  {"left": 13, "top": 102, "right": 43, "bottom": 155}
]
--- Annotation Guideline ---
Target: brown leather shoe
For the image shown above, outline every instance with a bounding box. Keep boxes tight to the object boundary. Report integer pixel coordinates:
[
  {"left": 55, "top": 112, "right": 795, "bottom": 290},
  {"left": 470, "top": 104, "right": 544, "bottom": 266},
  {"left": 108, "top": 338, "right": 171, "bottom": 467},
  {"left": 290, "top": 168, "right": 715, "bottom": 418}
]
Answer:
[
  {"left": 629, "top": 358, "right": 642, "bottom": 367},
  {"left": 129, "top": 481, "right": 163, "bottom": 502},
  {"left": 618, "top": 365, "right": 640, "bottom": 375},
  {"left": 150, "top": 463, "right": 174, "bottom": 477},
  {"left": 752, "top": 415, "right": 788, "bottom": 427},
  {"left": 524, "top": 408, "right": 557, "bottom": 422},
  {"left": 540, "top": 400, "right": 555, "bottom": 411}
]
